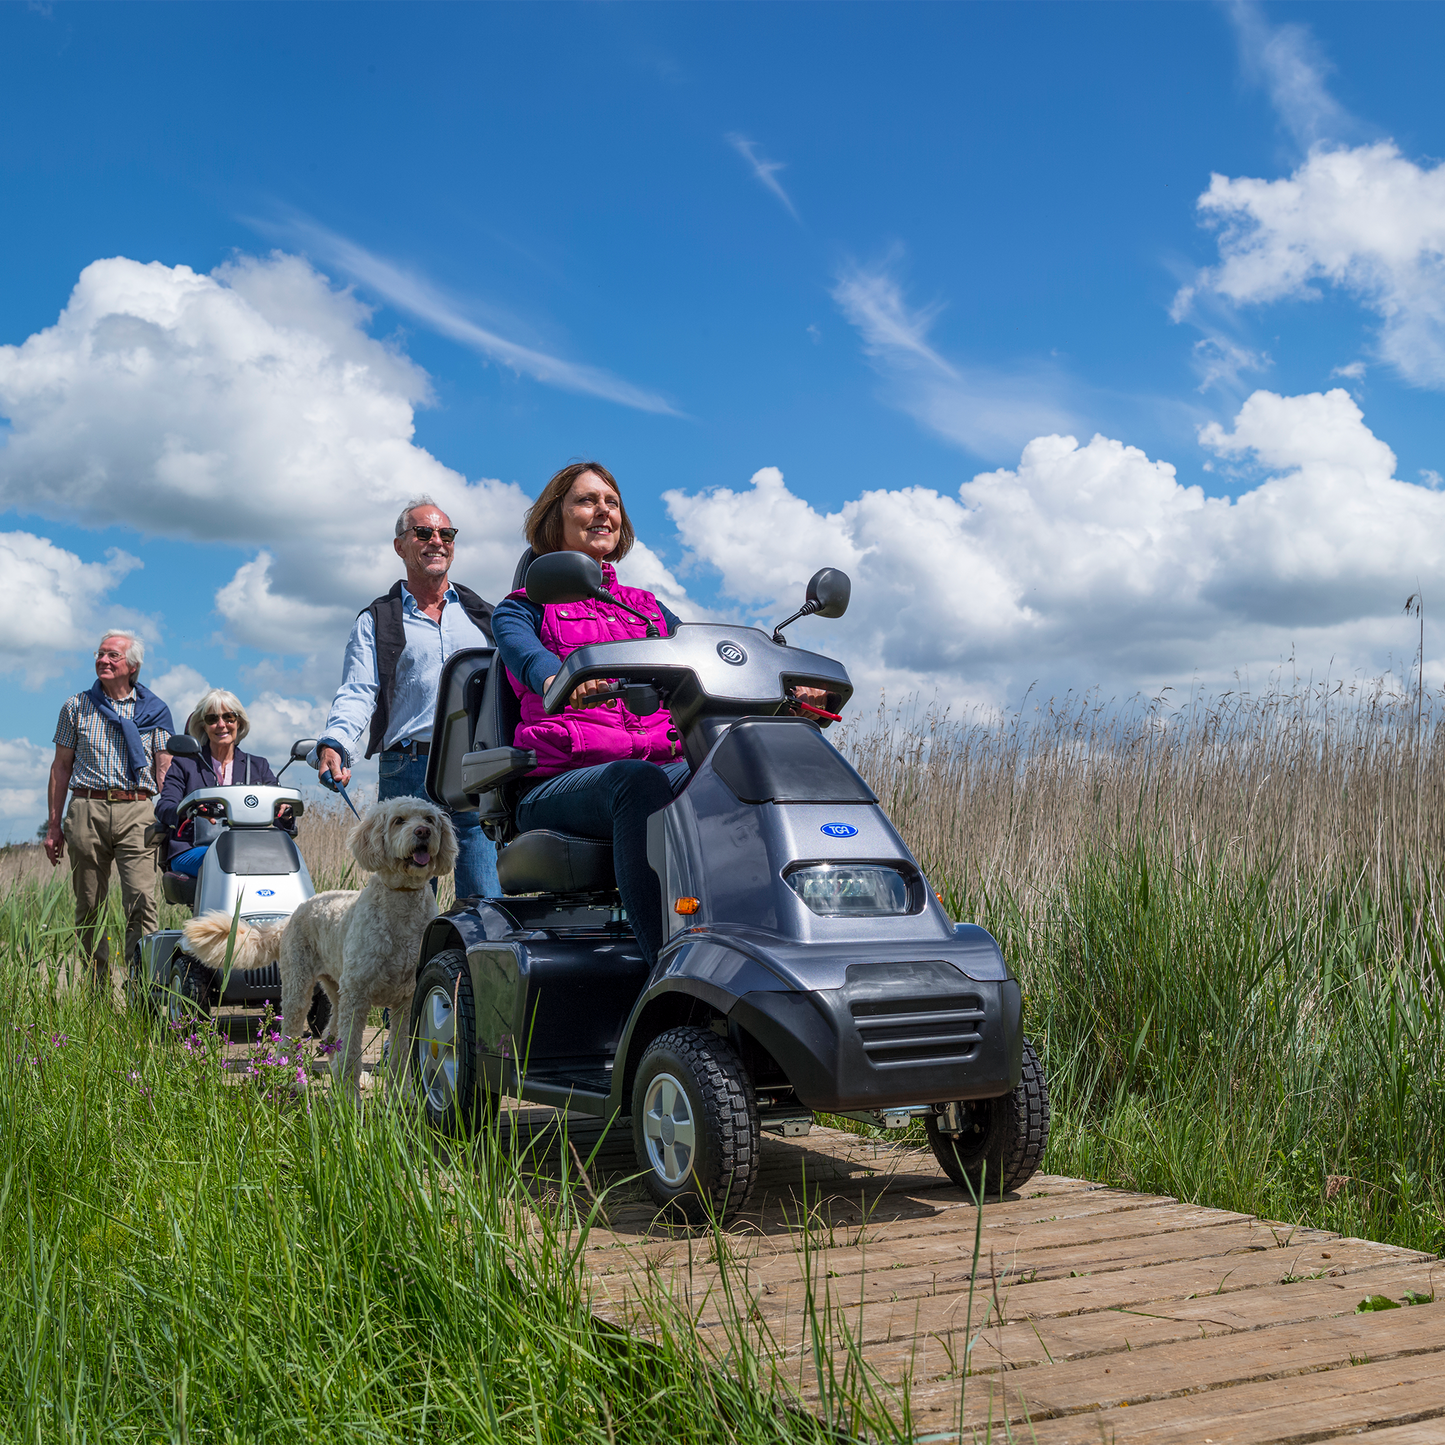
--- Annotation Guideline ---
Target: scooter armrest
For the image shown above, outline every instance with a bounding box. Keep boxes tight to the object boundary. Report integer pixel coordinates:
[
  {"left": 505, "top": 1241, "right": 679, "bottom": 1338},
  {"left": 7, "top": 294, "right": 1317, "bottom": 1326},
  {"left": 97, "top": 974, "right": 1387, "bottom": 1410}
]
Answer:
[{"left": 461, "top": 747, "right": 537, "bottom": 795}]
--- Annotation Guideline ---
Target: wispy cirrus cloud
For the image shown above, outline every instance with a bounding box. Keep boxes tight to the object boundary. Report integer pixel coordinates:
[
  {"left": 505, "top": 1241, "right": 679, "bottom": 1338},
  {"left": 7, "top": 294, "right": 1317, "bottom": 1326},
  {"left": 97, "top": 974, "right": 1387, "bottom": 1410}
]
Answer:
[
  {"left": 726, "top": 134, "right": 799, "bottom": 221},
  {"left": 831, "top": 257, "right": 1079, "bottom": 457},
  {"left": 270, "top": 215, "right": 682, "bottom": 416},
  {"left": 1227, "top": 0, "right": 1356, "bottom": 151}
]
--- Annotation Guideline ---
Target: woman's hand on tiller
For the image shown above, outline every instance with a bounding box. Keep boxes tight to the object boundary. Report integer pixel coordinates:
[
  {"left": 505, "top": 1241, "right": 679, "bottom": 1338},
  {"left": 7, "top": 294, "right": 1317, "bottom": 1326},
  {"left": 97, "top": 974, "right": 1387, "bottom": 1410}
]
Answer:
[{"left": 544, "top": 675, "right": 615, "bottom": 709}]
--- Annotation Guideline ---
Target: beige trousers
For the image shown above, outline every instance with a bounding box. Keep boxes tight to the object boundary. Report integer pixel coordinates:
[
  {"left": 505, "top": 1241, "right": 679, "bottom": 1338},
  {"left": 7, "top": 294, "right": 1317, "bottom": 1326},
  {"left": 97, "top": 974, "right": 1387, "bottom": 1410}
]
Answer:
[{"left": 63, "top": 797, "right": 159, "bottom": 979}]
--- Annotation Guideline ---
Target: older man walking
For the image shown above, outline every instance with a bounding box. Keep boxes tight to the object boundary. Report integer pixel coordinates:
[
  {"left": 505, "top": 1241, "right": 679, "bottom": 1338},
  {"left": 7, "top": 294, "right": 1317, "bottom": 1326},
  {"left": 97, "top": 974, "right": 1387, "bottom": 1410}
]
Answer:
[
  {"left": 317, "top": 497, "right": 500, "bottom": 899},
  {"left": 45, "top": 630, "right": 175, "bottom": 986}
]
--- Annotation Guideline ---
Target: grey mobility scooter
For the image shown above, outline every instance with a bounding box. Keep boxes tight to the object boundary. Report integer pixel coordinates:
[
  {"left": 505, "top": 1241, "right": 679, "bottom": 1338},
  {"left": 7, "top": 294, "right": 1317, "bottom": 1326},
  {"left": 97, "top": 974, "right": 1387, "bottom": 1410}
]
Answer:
[
  {"left": 412, "top": 552, "right": 1049, "bottom": 1221},
  {"left": 132, "top": 734, "right": 330, "bottom": 1032}
]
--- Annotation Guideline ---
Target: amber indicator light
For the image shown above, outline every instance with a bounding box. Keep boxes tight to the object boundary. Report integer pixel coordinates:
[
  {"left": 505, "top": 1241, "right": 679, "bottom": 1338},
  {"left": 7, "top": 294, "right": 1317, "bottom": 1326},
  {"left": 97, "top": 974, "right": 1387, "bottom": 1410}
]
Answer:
[{"left": 674, "top": 897, "right": 701, "bottom": 915}]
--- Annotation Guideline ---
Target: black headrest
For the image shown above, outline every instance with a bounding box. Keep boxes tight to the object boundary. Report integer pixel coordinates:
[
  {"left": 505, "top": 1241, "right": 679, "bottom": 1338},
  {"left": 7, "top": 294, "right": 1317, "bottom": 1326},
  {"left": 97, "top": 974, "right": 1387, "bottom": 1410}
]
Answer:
[{"left": 511, "top": 547, "right": 537, "bottom": 593}]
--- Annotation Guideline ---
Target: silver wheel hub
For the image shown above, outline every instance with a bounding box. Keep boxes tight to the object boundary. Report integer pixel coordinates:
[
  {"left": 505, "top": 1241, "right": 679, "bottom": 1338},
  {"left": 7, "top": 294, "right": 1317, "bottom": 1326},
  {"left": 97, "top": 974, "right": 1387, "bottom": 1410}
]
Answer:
[
  {"left": 416, "top": 985, "right": 457, "bottom": 1112},
  {"left": 168, "top": 970, "right": 187, "bottom": 1025},
  {"left": 642, "top": 1071, "right": 697, "bottom": 1186}
]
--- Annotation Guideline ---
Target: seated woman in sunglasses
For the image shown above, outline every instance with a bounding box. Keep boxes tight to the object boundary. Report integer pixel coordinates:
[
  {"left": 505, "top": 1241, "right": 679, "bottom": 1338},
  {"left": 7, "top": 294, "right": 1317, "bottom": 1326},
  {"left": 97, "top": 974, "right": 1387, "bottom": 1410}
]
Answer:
[{"left": 153, "top": 689, "right": 295, "bottom": 877}]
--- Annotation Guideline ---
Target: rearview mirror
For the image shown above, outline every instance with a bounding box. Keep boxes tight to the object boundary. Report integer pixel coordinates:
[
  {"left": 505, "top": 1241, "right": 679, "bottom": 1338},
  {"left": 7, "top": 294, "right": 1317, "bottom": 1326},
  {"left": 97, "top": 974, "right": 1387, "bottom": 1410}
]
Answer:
[
  {"left": 291, "top": 738, "right": 317, "bottom": 761},
  {"left": 806, "top": 568, "right": 851, "bottom": 620},
  {"left": 164, "top": 733, "right": 202, "bottom": 757},
  {"left": 525, "top": 551, "right": 605, "bottom": 606}
]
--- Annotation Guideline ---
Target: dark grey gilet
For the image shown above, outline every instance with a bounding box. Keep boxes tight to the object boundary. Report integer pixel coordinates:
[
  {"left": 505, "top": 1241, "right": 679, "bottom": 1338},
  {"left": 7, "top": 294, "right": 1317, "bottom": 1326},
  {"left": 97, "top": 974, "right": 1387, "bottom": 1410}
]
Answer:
[{"left": 362, "top": 581, "right": 495, "bottom": 760}]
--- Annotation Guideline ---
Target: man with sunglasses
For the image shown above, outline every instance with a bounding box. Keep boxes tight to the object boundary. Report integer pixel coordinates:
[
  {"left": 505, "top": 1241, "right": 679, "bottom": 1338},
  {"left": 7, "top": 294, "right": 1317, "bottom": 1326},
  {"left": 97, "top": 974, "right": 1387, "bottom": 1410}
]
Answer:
[{"left": 316, "top": 497, "right": 500, "bottom": 899}]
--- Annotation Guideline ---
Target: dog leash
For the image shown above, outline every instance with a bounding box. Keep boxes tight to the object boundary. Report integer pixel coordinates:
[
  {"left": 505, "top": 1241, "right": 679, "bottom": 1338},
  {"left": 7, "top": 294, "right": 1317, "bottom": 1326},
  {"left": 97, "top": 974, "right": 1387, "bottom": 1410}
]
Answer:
[{"left": 319, "top": 769, "right": 362, "bottom": 821}]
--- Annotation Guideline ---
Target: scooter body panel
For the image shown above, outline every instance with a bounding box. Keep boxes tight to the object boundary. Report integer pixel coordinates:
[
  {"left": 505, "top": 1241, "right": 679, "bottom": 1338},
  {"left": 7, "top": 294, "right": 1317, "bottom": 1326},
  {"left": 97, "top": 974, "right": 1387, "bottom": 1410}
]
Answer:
[
  {"left": 139, "top": 783, "right": 315, "bottom": 1009},
  {"left": 429, "top": 715, "right": 1024, "bottom": 1121}
]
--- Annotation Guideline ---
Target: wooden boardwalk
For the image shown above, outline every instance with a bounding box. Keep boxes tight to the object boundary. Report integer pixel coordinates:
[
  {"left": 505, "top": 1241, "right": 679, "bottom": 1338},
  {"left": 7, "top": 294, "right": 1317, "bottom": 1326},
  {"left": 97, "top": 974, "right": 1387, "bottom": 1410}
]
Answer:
[{"left": 500, "top": 1109, "right": 1443, "bottom": 1444}]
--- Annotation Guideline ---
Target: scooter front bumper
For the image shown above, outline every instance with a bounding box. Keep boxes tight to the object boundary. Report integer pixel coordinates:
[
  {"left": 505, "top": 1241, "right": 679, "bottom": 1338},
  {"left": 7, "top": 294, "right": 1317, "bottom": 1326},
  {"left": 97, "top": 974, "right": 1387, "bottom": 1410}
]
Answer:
[{"left": 731, "top": 959, "right": 1023, "bottom": 1112}]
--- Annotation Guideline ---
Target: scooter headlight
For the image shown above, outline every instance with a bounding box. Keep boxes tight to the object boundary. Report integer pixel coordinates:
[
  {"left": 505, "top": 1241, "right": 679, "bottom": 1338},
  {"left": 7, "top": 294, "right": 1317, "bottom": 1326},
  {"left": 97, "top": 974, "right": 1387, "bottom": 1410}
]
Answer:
[{"left": 784, "top": 863, "right": 915, "bottom": 917}]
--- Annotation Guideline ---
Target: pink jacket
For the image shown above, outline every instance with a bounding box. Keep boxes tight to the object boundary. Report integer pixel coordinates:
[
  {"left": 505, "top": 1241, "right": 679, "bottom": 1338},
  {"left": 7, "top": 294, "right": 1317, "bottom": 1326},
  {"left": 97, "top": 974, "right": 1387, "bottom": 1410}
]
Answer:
[{"left": 507, "top": 563, "right": 683, "bottom": 778}]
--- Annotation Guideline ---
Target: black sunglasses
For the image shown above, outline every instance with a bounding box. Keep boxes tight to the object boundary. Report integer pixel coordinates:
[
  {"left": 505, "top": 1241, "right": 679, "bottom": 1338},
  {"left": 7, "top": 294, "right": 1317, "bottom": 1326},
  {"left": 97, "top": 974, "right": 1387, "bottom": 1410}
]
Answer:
[
  {"left": 204, "top": 712, "right": 239, "bottom": 725},
  {"left": 406, "top": 526, "right": 458, "bottom": 544}
]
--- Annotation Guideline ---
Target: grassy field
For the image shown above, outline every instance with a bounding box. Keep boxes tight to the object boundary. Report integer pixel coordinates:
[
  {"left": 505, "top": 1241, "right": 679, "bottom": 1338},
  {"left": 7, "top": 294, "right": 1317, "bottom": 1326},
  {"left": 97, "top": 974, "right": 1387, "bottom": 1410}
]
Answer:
[
  {"left": 0, "top": 877, "right": 908, "bottom": 1443},
  {"left": 4, "top": 680, "right": 1442, "bottom": 1438}
]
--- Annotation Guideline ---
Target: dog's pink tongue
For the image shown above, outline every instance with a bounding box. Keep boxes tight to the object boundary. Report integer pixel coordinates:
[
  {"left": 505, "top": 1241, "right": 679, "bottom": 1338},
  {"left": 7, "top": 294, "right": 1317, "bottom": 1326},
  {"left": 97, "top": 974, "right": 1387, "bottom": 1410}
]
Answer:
[{"left": 412, "top": 849, "right": 431, "bottom": 867}]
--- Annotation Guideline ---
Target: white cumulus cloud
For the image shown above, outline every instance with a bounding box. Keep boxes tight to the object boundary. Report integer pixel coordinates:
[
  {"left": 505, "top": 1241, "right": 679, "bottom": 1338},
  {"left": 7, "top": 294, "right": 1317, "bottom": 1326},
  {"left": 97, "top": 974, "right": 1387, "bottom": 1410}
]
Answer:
[
  {"left": 664, "top": 389, "right": 1445, "bottom": 704},
  {"left": 0, "top": 532, "right": 143, "bottom": 684},
  {"left": 1179, "top": 142, "right": 1445, "bottom": 388},
  {"left": 0, "top": 736, "right": 51, "bottom": 827},
  {"left": 147, "top": 664, "right": 213, "bottom": 729},
  {"left": 0, "top": 253, "right": 536, "bottom": 683}
]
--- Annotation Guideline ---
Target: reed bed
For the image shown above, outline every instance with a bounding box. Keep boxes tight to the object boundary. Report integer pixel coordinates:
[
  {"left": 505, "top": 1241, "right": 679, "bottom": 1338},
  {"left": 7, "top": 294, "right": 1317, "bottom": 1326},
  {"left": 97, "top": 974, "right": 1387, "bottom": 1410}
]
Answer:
[{"left": 838, "top": 677, "right": 1445, "bottom": 1255}]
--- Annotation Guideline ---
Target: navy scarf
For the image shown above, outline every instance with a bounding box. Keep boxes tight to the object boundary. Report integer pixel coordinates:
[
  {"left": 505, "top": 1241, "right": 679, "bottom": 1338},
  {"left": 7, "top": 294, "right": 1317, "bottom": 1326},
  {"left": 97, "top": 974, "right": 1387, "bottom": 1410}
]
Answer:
[{"left": 87, "top": 681, "right": 175, "bottom": 784}]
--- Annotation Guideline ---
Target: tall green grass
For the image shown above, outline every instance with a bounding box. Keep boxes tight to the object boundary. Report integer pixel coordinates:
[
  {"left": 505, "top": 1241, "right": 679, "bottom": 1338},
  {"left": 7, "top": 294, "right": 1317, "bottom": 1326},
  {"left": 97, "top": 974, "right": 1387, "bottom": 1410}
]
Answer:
[
  {"left": 0, "top": 874, "right": 920, "bottom": 1443},
  {"left": 845, "top": 681, "right": 1445, "bottom": 1256},
  {"left": 962, "top": 843, "right": 1445, "bottom": 1253}
]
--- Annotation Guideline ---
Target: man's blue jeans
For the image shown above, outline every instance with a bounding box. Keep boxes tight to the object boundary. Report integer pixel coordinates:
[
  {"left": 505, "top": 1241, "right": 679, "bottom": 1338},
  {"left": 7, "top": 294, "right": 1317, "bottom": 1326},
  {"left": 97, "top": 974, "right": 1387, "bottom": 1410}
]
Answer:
[
  {"left": 377, "top": 750, "right": 500, "bottom": 900},
  {"left": 516, "top": 759, "right": 690, "bottom": 964}
]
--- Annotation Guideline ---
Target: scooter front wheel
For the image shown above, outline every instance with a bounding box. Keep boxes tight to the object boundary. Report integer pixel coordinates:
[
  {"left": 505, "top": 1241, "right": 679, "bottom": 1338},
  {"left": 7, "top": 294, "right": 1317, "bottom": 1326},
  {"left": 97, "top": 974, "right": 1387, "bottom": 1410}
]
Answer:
[
  {"left": 632, "top": 1027, "right": 760, "bottom": 1225},
  {"left": 166, "top": 955, "right": 213, "bottom": 1031},
  {"left": 925, "top": 1036, "right": 1050, "bottom": 1200},
  {"left": 409, "top": 949, "right": 492, "bottom": 1133}
]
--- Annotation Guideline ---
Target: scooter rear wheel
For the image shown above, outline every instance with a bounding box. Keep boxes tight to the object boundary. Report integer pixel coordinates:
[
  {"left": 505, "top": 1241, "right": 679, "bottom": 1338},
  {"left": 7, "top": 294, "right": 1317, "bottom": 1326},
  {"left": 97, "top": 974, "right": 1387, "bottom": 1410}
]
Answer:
[
  {"left": 925, "top": 1036, "right": 1050, "bottom": 1200},
  {"left": 632, "top": 1026, "right": 760, "bottom": 1225},
  {"left": 410, "top": 949, "right": 491, "bottom": 1132}
]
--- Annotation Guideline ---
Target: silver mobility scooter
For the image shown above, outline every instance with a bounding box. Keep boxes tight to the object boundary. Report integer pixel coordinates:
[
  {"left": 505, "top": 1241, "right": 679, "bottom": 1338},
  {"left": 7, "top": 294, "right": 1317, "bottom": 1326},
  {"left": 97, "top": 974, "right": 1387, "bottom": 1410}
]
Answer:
[
  {"left": 412, "top": 552, "right": 1049, "bottom": 1221},
  {"left": 133, "top": 735, "right": 330, "bottom": 1032}
]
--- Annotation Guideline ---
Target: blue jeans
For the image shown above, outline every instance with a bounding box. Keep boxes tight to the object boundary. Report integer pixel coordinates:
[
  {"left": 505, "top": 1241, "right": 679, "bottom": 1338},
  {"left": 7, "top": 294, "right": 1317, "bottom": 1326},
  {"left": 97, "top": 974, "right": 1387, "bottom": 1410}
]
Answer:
[
  {"left": 516, "top": 759, "right": 691, "bottom": 965},
  {"left": 378, "top": 750, "right": 500, "bottom": 900},
  {"left": 171, "top": 845, "right": 209, "bottom": 877}
]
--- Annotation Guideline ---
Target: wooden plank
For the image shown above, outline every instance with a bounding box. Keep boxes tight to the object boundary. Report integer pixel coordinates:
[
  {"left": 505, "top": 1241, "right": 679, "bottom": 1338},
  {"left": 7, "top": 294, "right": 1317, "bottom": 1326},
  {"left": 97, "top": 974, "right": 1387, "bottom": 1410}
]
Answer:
[
  {"left": 581, "top": 1192, "right": 1216, "bottom": 1284},
  {"left": 595, "top": 1234, "right": 1424, "bottom": 1355},
  {"left": 1012, "top": 1336, "right": 1445, "bottom": 1444},
  {"left": 1311, "top": 1427, "right": 1445, "bottom": 1444},
  {"left": 580, "top": 1190, "right": 1202, "bottom": 1271},
  {"left": 845, "top": 1259, "right": 1444, "bottom": 1383},
  {"left": 907, "top": 1296, "right": 1445, "bottom": 1430}
]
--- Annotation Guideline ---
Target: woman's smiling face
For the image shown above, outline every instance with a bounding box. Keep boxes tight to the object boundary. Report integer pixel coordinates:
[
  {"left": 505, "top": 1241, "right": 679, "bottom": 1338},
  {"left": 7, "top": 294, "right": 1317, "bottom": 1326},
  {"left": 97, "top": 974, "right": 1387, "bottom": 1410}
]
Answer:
[
  {"left": 559, "top": 471, "right": 622, "bottom": 561},
  {"left": 204, "top": 709, "right": 237, "bottom": 751}
]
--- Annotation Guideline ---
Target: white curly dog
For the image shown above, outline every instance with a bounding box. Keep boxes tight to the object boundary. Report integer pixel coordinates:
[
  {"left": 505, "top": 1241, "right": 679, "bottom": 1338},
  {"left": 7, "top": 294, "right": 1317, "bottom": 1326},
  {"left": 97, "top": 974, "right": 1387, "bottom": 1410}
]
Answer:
[{"left": 183, "top": 796, "right": 458, "bottom": 1093}]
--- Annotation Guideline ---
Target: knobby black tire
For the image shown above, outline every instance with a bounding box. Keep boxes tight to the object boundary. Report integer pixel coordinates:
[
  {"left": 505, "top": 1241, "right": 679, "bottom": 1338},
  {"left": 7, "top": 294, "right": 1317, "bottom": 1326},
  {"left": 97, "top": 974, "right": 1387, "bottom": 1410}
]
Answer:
[
  {"left": 632, "top": 1025, "right": 760, "bottom": 1226},
  {"left": 167, "top": 955, "right": 214, "bottom": 1028},
  {"left": 410, "top": 948, "right": 492, "bottom": 1134},
  {"left": 925, "top": 1036, "right": 1050, "bottom": 1200}
]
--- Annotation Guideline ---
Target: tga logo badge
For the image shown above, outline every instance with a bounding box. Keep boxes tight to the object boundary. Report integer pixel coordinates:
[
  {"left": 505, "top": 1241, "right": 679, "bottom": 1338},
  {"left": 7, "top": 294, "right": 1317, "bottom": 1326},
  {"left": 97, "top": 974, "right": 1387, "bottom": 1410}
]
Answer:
[
  {"left": 255, "top": 888, "right": 275, "bottom": 897},
  {"left": 820, "top": 822, "right": 859, "bottom": 838},
  {"left": 243, "top": 794, "right": 259, "bottom": 808},
  {"left": 716, "top": 641, "right": 747, "bottom": 666}
]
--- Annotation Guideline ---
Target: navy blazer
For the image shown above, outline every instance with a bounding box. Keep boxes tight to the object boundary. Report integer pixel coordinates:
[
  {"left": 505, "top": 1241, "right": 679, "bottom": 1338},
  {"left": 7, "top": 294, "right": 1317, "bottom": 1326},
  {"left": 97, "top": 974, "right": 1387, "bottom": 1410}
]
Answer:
[{"left": 153, "top": 746, "right": 288, "bottom": 865}]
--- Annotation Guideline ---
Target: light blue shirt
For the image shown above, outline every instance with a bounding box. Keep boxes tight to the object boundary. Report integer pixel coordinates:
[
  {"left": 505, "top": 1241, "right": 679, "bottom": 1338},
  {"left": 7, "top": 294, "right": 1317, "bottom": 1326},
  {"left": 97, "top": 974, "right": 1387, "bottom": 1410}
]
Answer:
[{"left": 321, "top": 584, "right": 490, "bottom": 763}]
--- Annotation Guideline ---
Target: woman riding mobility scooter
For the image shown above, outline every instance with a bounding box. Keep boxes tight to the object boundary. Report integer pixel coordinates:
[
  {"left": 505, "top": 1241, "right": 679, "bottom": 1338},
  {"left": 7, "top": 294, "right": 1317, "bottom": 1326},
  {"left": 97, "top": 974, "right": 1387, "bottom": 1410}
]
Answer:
[
  {"left": 412, "top": 552, "right": 1049, "bottom": 1222},
  {"left": 133, "top": 735, "right": 330, "bottom": 1032}
]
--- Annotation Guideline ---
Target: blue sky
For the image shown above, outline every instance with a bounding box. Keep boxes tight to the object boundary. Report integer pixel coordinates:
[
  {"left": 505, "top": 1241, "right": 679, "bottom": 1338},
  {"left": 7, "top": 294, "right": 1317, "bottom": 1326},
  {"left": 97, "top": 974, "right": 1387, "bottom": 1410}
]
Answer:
[{"left": 3, "top": 1, "right": 1445, "bottom": 839}]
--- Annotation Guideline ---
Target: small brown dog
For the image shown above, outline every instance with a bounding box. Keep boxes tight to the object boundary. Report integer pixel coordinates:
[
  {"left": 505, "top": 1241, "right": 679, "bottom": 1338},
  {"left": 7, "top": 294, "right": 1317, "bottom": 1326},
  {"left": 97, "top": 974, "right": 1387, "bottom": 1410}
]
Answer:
[{"left": 184, "top": 796, "right": 458, "bottom": 1093}]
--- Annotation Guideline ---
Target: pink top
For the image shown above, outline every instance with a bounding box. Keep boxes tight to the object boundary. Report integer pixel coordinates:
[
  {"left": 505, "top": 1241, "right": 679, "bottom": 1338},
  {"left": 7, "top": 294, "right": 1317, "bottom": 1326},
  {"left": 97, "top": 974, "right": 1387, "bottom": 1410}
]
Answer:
[{"left": 211, "top": 755, "right": 233, "bottom": 786}]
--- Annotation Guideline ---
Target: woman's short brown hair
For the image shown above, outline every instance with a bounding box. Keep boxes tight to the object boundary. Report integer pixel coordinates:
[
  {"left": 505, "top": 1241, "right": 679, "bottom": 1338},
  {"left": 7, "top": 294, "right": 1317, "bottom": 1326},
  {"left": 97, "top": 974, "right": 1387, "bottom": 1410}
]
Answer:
[{"left": 524, "top": 462, "right": 635, "bottom": 563}]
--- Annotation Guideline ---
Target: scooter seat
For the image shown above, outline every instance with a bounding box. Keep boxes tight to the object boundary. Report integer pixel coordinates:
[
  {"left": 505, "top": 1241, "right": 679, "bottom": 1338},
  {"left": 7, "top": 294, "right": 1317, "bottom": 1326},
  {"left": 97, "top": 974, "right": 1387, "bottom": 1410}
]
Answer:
[
  {"left": 162, "top": 871, "right": 197, "bottom": 908},
  {"left": 496, "top": 830, "right": 615, "bottom": 895}
]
